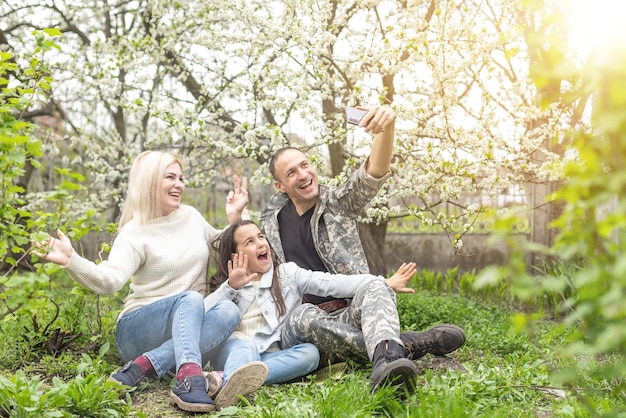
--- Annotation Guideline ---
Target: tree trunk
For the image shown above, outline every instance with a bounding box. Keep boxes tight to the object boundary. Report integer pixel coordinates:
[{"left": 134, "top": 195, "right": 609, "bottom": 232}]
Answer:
[{"left": 359, "top": 220, "right": 388, "bottom": 276}]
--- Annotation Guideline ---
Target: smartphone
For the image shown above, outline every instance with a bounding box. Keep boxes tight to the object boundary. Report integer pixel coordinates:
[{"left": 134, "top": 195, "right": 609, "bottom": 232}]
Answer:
[{"left": 346, "top": 107, "right": 368, "bottom": 126}]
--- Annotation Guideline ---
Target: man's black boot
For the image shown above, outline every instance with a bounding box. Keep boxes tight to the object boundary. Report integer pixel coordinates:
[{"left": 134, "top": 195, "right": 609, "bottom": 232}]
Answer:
[
  {"left": 369, "top": 339, "right": 418, "bottom": 394},
  {"left": 400, "top": 324, "right": 466, "bottom": 361}
]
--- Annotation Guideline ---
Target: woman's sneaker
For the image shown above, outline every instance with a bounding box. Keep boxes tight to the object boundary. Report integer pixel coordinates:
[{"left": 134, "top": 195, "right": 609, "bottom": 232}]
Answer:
[
  {"left": 170, "top": 375, "right": 216, "bottom": 413},
  {"left": 108, "top": 361, "right": 144, "bottom": 388},
  {"left": 214, "top": 361, "right": 268, "bottom": 410}
]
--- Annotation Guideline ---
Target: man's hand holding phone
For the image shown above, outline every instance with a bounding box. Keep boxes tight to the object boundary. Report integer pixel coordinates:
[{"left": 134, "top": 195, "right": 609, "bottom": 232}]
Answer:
[
  {"left": 346, "top": 105, "right": 395, "bottom": 135},
  {"left": 346, "top": 106, "right": 368, "bottom": 126}
]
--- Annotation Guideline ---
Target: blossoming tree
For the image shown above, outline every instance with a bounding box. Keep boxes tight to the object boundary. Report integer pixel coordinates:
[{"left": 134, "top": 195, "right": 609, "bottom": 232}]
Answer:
[{"left": 2, "top": 0, "right": 586, "bottom": 273}]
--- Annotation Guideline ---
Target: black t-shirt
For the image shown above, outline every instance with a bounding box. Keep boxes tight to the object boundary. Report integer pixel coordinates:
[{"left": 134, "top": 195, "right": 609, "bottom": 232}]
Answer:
[{"left": 278, "top": 201, "right": 336, "bottom": 305}]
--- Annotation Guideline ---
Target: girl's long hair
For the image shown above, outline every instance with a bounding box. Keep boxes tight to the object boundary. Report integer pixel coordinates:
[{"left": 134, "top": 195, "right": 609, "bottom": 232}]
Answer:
[
  {"left": 118, "top": 150, "right": 182, "bottom": 228},
  {"left": 210, "top": 220, "right": 287, "bottom": 318}
]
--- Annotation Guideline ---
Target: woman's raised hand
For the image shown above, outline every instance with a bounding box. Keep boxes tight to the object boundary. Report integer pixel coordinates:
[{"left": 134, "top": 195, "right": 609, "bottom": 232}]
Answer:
[
  {"left": 33, "top": 229, "right": 73, "bottom": 267},
  {"left": 225, "top": 175, "right": 249, "bottom": 224}
]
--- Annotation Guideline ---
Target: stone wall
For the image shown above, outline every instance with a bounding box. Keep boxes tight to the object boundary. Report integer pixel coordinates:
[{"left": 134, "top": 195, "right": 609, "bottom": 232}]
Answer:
[{"left": 384, "top": 233, "right": 529, "bottom": 274}]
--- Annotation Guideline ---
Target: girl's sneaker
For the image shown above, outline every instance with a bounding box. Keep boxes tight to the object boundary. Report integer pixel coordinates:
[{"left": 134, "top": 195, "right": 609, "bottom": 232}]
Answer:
[
  {"left": 203, "top": 370, "right": 224, "bottom": 398},
  {"left": 214, "top": 362, "right": 268, "bottom": 410}
]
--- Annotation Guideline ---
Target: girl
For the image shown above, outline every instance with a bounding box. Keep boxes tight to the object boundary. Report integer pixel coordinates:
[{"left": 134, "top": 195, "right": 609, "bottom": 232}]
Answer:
[{"left": 203, "top": 220, "right": 417, "bottom": 392}]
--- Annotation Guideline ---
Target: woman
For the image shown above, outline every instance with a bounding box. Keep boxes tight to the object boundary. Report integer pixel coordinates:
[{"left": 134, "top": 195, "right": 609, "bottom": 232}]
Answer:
[
  {"left": 37, "top": 150, "right": 265, "bottom": 413},
  {"left": 203, "top": 220, "right": 417, "bottom": 392}
]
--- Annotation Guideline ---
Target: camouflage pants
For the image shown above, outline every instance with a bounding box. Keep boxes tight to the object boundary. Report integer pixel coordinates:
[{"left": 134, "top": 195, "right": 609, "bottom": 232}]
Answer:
[{"left": 280, "top": 280, "right": 402, "bottom": 362}]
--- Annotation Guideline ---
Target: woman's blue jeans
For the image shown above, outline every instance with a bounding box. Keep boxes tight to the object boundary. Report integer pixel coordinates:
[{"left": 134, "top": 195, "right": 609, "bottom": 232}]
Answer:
[
  {"left": 206, "top": 337, "right": 320, "bottom": 385},
  {"left": 115, "top": 291, "right": 240, "bottom": 377}
]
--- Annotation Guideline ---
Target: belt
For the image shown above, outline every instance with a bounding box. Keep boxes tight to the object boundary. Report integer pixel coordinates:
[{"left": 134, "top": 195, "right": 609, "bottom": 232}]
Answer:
[{"left": 317, "top": 299, "right": 348, "bottom": 314}]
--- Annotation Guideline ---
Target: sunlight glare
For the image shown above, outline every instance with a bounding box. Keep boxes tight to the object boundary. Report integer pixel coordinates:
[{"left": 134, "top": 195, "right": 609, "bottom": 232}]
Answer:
[{"left": 566, "top": 0, "right": 626, "bottom": 56}]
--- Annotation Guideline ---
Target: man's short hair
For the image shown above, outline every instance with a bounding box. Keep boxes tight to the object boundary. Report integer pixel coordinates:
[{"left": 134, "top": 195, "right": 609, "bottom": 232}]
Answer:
[{"left": 269, "top": 146, "right": 303, "bottom": 181}]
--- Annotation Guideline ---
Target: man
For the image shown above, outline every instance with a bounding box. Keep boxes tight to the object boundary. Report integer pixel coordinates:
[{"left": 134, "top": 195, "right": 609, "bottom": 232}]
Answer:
[{"left": 260, "top": 105, "right": 465, "bottom": 393}]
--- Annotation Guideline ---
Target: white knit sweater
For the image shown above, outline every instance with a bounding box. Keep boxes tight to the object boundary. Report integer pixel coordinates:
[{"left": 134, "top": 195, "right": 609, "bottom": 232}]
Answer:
[{"left": 64, "top": 205, "right": 218, "bottom": 318}]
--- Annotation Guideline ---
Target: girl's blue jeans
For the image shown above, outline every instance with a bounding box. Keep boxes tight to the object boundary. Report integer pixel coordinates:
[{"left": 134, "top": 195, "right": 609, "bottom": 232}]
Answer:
[{"left": 205, "top": 337, "right": 319, "bottom": 385}]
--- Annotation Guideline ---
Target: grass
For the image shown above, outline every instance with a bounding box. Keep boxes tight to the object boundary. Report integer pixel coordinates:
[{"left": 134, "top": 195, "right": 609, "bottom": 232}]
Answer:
[{"left": 1, "top": 276, "right": 625, "bottom": 417}]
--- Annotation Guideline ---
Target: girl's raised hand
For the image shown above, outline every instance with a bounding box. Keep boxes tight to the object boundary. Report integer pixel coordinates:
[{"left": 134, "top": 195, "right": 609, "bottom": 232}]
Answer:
[
  {"left": 385, "top": 262, "right": 417, "bottom": 294},
  {"left": 227, "top": 251, "right": 258, "bottom": 289}
]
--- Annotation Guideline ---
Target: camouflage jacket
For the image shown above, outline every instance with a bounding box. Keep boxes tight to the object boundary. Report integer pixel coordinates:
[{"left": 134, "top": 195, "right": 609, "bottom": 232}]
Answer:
[{"left": 260, "top": 161, "right": 391, "bottom": 275}]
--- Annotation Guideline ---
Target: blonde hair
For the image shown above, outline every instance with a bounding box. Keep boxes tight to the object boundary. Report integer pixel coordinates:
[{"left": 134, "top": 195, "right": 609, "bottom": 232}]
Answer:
[{"left": 118, "top": 150, "right": 183, "bottom": 228}]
